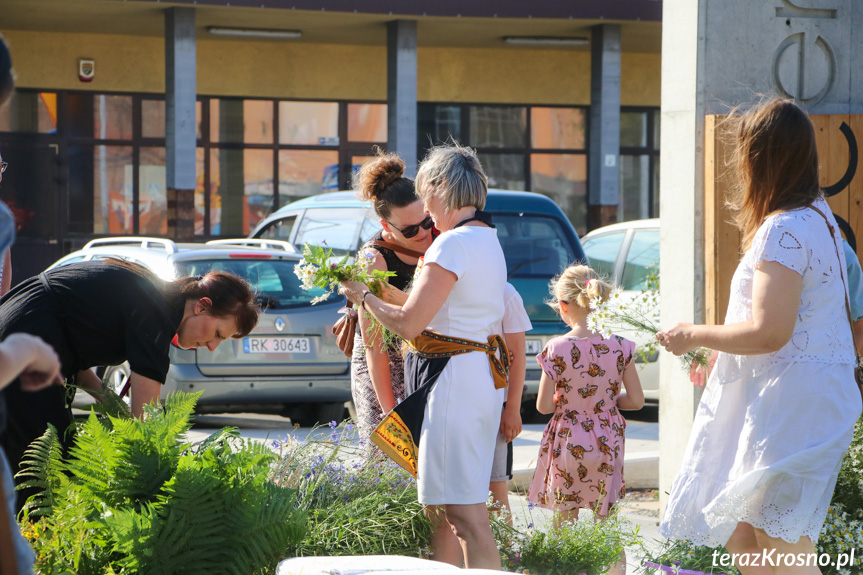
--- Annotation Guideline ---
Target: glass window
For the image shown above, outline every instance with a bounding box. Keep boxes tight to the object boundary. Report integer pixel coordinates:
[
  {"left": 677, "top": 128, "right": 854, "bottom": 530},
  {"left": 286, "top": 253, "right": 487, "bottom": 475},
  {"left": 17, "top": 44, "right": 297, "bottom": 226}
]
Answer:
[
  {"left": 360, "top": 216, "right": 381, "bottom": 245},
  {"left": 653, "top": 156, "right": 660, "bottom": 216},
  {"left": 620, "top": 111, "right": 649, "bottom": 148},
  {"left": 174, "top": 259, "right": 334, "bottom": 308},
  {"left": 295, "top": 207, "right": 367, "bottom": 256},
  {"left": 194, "top": 147, "right": 208, "bottom": 236},
  {"left": 278, "top": 150, "right": 339, "bottom": 205},
  {"left": 348, "top": 103, "right": 387, "bottom": 142},
  {"left": 495, "top": 214, "right": 579, "bottom": 279},
  {"left": 210, "top": 148, "right": 274, "bottom": 236},
  {"left": 258, "top": 214, "right": 297, "bottom": 241},
  {"left": 653, "top": 110, "right": 661, "bottom": 150},
  {"left": 581, "top": 232, "right": 625, "bottom": 283},
  {"left": 196, "top": 100, "right": 203, "bottom": 140},
  {"left": 531, "top": 153, "right": 587, "bottom": 235},
  {"left": 531, "top": 108, "right": 585, "bottom": 149},
  {"left": 210, "top": 99, "right": 273, "bottom": 144},
  {"left": 621, "top": 229, "right": 660, "bottom": 291},
  {"left": 75, "top": 145, "right": 134, "bottom": 234},
  {"left": 94, "top": 94, "right": 133, "bottom": 140},
  {"left": 418, "top": 104, "right": 461, "bottom": 152},
  {"left": 620, "top": 155, "right": 652, "bottom": 221},
  {"left": 469, "top": 106, "right": 526, "bottom": 148},
  {"left": 480, "top": 153, "right": 526, "bottom": 191},
  {"left": 139, "top": 147, "right": 167, "bottom": 235},
  {"left": 142, "top": 99, "right": 165, "bottom": 139},
  {"left": 0, "top": 92, "right": 57, "bottom": 133},
  {"left": 279, "top": 101, "right": 339, "bottom": 145}
]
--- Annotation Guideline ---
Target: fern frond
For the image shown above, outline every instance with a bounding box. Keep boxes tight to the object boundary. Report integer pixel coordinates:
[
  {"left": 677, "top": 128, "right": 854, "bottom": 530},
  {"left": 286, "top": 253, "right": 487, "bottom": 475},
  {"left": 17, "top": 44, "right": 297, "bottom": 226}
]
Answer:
[{"left": 16, "top": 423, "right": 63, "bottom": 517}]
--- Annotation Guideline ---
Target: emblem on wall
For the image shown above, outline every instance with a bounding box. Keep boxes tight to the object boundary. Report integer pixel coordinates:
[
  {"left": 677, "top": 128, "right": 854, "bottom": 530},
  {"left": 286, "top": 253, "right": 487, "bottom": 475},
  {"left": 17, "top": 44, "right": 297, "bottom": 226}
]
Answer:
[{"left": 78, "top": 58, "right": 95, "bottom": 82}]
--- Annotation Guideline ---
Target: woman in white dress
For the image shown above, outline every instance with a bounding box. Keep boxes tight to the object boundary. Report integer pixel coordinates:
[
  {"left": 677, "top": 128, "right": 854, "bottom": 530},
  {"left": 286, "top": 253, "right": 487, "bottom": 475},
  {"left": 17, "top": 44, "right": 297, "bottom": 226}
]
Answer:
[
  {"left": 657, "top": 99, "right": 861, "bottom": 574},
  {"left": 340, "top": 143, "right": 507, "bottom": 569}
]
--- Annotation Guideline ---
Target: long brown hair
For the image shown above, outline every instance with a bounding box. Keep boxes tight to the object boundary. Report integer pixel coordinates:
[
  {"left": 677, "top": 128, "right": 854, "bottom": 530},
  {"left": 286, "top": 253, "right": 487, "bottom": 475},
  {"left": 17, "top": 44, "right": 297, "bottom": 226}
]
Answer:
[
  {"left": 106, "top": 259, "right": 259, "bottom": 336},
  {"left": 728, "top": 99, "right": 821, "bottom": 250}
]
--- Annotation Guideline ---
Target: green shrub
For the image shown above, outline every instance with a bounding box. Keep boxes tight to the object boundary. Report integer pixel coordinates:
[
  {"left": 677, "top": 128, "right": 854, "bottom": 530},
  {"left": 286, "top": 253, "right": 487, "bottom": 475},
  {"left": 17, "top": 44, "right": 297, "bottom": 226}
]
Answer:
[
  {"left": 641, "top": 539, "right": 739, "bottom": 575},
  {"left": 17, "top": 392, "right": 306, "bottom": 575}
]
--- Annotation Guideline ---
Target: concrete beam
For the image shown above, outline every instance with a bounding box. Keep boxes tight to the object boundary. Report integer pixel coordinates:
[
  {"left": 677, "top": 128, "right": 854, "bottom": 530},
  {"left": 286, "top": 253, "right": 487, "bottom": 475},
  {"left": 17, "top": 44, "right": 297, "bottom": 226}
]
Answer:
[
  {"left": 165, "top": 7, "right": 196, "bottom": 240},
  {"left": 588, "top": 24, "right": 621, "bottom": 231},
  {"left": 387, "top": 20, "right": 418, "bottom": 176}
]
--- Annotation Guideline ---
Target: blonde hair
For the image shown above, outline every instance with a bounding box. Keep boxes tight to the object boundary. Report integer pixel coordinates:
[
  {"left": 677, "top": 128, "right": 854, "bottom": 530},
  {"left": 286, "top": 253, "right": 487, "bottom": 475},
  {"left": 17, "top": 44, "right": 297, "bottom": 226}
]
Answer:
[
  {"left": 415, "top": 142, "right": 488, "bottom": 212},
  {"left": 726, "top": 98, "right": 821, "bottom": 250},
  {"left": 353, "top": 148, "right": 417, "bottom": 220},
  {"left": 547, "top": 264, "right": 613, "bottom": 313}
]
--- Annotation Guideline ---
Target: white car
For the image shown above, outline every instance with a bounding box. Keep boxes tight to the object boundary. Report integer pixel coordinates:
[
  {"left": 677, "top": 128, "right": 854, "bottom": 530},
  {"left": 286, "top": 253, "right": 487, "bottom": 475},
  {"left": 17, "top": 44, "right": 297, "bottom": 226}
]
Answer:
[{"left": 581, "top": 219, "right": 660, "bottom": 403}]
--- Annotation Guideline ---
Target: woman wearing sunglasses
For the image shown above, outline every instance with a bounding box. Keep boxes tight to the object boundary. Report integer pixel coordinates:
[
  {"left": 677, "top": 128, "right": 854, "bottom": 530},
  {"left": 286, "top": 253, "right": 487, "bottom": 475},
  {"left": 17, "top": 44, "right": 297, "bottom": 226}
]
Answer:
[{"left": 350, "top": 150, "right": 434, "bottom": 439}]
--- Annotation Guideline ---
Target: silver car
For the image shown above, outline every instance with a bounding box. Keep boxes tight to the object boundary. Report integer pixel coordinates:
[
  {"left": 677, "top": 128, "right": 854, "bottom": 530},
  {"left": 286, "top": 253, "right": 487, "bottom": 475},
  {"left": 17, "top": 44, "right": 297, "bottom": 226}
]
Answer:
[{"left": 50, "top": 237, "right": 350, "bottom": 426}]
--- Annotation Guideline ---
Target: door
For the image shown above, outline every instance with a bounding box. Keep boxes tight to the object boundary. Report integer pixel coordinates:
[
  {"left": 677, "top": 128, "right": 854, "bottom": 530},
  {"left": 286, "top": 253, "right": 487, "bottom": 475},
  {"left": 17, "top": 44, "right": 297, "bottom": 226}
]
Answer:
[{"left": 0, "top": 137, "right": 62, "bottom": 284}]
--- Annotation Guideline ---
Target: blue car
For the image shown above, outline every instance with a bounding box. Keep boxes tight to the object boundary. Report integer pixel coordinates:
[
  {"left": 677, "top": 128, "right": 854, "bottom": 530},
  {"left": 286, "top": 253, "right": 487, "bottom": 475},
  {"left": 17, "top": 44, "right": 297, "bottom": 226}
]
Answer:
[{"left": 251, "top": 190, "right": 587, "bottom": 419}]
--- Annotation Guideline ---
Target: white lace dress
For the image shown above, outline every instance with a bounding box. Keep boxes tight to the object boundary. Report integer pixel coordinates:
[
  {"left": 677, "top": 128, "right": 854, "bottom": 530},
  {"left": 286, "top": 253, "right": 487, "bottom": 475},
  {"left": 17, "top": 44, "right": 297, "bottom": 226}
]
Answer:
[{"left": 660, "top": 197, "right": 862, "bottom": 546}]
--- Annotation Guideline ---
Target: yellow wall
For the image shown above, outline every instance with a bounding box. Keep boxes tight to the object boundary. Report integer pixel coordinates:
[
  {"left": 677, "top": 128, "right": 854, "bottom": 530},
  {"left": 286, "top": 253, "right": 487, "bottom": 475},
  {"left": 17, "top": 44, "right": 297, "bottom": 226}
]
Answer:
[{"left": 2, "top": 29, "right": 660, "bottom": 106}]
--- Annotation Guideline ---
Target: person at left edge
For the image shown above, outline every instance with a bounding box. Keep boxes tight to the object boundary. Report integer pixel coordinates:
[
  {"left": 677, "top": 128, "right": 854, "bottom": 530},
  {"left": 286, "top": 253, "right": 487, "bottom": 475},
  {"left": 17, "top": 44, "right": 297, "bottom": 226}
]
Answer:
[{"left": 0, "top": 259, "right": 259, "bottom": 509}]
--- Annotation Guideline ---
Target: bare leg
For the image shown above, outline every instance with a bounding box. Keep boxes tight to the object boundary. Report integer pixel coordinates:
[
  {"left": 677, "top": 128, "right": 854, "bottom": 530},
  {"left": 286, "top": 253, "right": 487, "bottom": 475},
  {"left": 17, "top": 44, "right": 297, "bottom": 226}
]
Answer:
[
  {"left": 552, "top": 507, "right": 579, "bottom": 530},
  {"left": 444, "top": 502, "right": 502, "bottom": 570},
  {"left": 425, "top": 506, "right": 462, "bottom": 567},
  {"left": 725, "top": 522, "right": 775, "bottom": 575},
  {"left": 753, "top": 529, "right": 821, "bottom": 575},
  {"left": 488, "top": 481, "right": 513, "bottom": 526}
]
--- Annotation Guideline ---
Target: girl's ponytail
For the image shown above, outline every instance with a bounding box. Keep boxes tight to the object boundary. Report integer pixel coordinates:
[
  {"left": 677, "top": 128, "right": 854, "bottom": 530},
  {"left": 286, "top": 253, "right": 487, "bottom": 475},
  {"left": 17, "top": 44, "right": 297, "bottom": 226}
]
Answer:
[{"left": 548, "top": 264, "right": 614, "bottom": 312}]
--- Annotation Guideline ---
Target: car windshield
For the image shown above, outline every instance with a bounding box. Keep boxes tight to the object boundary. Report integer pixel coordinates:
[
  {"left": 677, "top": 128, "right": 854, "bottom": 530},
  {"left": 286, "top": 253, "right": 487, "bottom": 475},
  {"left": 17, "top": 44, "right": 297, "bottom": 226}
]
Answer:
[
  {"left": 294, "top": 207, "right": 369, "bottom": 257},
  {"left": 495, "top": 214, "right": 578, "bottom": 278},
  {"left": 175, "top": 258, "right": 334, "bottom": 308}
]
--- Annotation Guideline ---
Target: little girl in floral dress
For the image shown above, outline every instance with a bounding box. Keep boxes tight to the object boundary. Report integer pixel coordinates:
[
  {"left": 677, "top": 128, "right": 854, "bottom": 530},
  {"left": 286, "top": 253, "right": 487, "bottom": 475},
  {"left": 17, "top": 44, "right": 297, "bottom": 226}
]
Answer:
[{"left": 527, "top": 264, "right": 644, "bottom": 572}]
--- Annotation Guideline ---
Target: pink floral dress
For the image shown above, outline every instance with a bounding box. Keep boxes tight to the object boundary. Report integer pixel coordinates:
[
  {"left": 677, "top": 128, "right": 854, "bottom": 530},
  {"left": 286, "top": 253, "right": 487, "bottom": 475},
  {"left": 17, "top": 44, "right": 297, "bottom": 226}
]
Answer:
[{"left": 527, "top": 334, "right": 635, "bottom": 514}]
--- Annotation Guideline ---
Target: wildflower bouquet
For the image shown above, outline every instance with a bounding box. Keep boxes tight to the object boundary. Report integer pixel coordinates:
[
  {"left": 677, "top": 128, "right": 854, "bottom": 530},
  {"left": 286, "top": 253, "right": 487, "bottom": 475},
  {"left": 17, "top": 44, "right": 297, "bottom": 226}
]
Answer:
[
  {"left": 586, "top": 274, "right": 711, "bottom": 370},
  {"left": 294, "top": 243, "right": 401, "bottom": 347}
]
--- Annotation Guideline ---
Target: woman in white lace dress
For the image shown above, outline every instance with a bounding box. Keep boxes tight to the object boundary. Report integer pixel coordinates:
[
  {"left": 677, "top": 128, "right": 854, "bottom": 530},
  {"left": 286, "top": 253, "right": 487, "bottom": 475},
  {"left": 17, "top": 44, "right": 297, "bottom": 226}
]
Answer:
[{"left": 657, "top": 99, "right": 861, "bottom": 574}]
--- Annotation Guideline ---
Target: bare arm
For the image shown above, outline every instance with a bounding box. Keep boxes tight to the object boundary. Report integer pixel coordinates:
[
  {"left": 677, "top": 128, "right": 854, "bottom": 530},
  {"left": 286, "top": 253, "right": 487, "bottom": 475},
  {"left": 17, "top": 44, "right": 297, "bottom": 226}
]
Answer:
[
  {"left": 852, "top": 318, "right": 863, "bottom": 356},
  {"left": 658, "top": 261, "right": 803, "bottom": 356},
  {"left": 341, "top": 262, "right": 457, "bottom": 341},
  {"left": 500, "top": 331, "right": 525, "bottom": 442},
  {"left": 129, "top": 372, "right": 162, "bottom": 419},
  {"left": 359, "top": 304, "right": 398, "bottom": 414},
  {"left": 0, "top": 250, "right": 11, "bottom": 297},
  {"left": 76, "top": 367, "right": 103, "bottom": 393},
  {"left": 535, "top": 370, "right": 555, "bottom": 415},
  {"left": 616, "top": 361, "right": 645, "bottom": 410}
]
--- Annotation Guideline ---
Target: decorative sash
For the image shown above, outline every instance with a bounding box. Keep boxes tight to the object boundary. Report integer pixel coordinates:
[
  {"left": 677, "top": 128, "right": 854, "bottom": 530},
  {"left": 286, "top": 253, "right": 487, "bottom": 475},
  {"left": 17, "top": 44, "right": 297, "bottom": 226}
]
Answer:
[{"left": 370, "top": 330, "right": 509, "bottom": 477}]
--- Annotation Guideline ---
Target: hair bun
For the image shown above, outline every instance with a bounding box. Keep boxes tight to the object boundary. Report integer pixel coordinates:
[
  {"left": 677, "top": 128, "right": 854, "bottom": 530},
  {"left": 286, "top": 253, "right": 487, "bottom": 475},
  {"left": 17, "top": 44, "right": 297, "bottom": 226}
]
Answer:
[{"left": 355, "top": 149, "right": 406, "bottom": 202}]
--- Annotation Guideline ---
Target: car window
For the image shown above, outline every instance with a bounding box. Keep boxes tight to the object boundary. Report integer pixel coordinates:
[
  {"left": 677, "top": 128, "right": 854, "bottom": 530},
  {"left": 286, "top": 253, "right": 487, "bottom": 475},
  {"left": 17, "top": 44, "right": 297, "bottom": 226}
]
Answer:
[
  {"left": 495, "top": 214, "right": 577, "bottom": 278},
  {"left": 257, "top": 214, "right": 297, "bottom": 241},
  {"left": 360, "top": 216, "right": 382, "bottom": 247},
  {"left": 621, "top": 229, "right": 659, "bottom": 290},
  {"left": 294, "top": 208, "right": 365, "bottom": 257},
  {"left": 174, "top": 258, "right": 334, "bottom": 308},
  {"left": 582, "top": 232, "right": 625, "bottom": 283}
]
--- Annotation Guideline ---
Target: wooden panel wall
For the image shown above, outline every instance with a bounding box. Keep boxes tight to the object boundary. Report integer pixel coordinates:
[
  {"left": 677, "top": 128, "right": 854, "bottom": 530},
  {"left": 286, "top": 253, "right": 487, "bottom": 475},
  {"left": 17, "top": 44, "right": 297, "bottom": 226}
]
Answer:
[{"left": 704, "top": 114, "right": 863, "bottom": 325}]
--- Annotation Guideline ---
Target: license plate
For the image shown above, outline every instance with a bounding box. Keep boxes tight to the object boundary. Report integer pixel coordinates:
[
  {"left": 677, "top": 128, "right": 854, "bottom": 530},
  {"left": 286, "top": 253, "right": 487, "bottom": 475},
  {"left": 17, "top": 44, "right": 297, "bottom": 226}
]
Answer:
[
  {"left": 243, "top": 336, "right": 311, "bottom": 354},
  {"left": 525, "top": 338, "right": 542, "bottom": 355}
]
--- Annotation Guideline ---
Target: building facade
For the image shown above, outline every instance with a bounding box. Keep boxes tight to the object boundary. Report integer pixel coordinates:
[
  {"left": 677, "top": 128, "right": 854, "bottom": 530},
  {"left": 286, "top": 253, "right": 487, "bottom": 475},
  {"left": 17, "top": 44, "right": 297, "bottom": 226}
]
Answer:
[{"left": 0, "top": 0, "right": 661, "bottom": 280}]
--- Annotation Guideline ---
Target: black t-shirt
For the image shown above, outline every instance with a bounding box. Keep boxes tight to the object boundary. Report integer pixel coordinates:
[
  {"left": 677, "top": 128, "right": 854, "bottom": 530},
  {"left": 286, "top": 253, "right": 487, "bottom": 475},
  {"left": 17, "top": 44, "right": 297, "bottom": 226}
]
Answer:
[{"left": 0, "top": 261, "right": 186, "bottom": 432}]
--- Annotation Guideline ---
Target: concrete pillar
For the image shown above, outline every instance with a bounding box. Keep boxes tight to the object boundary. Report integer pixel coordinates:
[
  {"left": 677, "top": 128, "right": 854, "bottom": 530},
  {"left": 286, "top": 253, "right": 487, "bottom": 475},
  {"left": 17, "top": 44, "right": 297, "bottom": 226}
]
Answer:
[
  {"left": 659, "top": 0, "right": 863, "bottom": 514},
  {"left": 588, "top": 24, "right": 621, "bottom": 231},
  {"left": 165, "top": 7, "right": 196, "bottom": 241},
  {"left": 387, "top": 20, "right": 418, "bottom": 176}
]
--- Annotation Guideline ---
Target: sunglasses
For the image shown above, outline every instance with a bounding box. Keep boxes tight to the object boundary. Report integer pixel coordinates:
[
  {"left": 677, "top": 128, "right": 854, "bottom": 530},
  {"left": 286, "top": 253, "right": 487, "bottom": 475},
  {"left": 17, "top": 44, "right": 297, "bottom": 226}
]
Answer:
[{"left": 387, "top": 214, "right": 434, "bottom": 239}]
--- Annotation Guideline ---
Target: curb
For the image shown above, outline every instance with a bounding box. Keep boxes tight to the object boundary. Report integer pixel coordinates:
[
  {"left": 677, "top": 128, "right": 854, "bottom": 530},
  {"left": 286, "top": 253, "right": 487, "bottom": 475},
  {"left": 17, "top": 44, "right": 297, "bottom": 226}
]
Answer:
[{"left": 508, "top": 452, "right": 659, "bottom": 492}]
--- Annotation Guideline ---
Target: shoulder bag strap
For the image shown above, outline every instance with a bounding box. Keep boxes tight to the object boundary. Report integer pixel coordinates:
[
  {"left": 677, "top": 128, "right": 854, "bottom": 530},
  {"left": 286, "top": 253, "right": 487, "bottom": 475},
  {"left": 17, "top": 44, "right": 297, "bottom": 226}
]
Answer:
[
  {"left": 809, "top": 205, "right": 861, "bottom": 364},
  {"left": 369, "top": 240, "right": 425, "bottom": 260}
]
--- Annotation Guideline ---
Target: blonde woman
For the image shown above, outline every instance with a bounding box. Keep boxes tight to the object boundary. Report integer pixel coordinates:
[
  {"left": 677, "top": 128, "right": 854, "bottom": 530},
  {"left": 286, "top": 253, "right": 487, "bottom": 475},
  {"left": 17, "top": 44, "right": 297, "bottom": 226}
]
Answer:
[{"left": 658, "top": 99, "right": 861, "bottom": 575}]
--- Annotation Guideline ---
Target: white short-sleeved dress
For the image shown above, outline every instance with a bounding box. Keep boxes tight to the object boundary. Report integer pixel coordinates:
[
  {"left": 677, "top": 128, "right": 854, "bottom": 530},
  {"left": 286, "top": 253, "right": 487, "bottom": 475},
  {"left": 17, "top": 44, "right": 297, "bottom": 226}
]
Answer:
[
  {"left": 661, "top": 197, "right": 862, "bottom": 546},
  {"left": 417, "top": 226, "right": 507, "bottom": 505}
]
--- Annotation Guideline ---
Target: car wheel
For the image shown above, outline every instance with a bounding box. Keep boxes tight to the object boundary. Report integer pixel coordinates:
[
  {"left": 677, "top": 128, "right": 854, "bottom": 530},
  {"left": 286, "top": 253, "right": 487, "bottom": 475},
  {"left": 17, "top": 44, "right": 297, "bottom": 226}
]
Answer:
[
  {"left": 287, "top": 402, "right": 348, "bottom": 428},
  {"left": 103, "top": 363, "right": 132, "bottom": 407}
]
